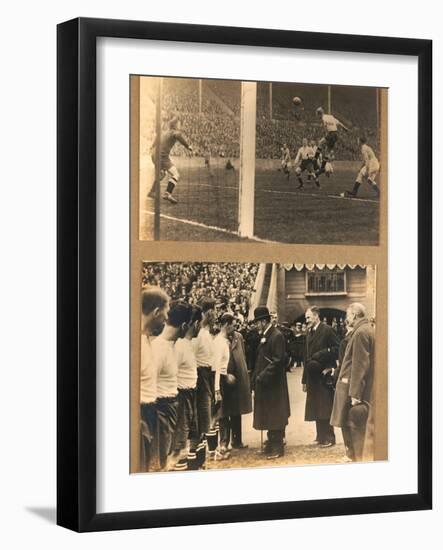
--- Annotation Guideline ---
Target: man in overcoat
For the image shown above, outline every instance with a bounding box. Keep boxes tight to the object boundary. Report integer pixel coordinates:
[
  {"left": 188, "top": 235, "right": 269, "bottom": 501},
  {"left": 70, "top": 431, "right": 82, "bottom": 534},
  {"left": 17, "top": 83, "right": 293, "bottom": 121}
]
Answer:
[
  {"left": 219, "top": 329, "right": 252, "bottom": 449},
  {"left": 302, "top": 306, "right": 339, "bottom": 447},
  {"left": 252, "top": 306, "right": 290, "bottom": 459},
  {"left": 330, "top": 303, "right": 375, "bottom": 461}
]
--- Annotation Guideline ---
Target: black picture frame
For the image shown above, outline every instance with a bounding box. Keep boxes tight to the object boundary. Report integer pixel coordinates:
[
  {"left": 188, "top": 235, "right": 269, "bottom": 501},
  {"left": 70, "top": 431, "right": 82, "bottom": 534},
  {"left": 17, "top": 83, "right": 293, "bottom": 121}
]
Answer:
[{"left": 57, "top": 17, "right": 432, "bottom": 532}]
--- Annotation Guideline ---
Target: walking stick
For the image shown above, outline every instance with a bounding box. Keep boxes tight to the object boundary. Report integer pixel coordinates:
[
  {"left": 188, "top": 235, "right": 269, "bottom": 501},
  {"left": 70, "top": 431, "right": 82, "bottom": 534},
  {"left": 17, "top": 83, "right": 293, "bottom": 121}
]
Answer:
[{"left": 261, "top": 430, "right": 263, "bottom": 453}]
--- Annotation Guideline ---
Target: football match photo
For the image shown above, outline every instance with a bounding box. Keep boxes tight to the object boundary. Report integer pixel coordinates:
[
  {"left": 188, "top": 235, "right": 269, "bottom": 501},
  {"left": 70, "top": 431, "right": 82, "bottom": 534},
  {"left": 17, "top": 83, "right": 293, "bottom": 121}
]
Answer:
[{"left": 134, "top": 76, "right": 385, "bottom": 245}]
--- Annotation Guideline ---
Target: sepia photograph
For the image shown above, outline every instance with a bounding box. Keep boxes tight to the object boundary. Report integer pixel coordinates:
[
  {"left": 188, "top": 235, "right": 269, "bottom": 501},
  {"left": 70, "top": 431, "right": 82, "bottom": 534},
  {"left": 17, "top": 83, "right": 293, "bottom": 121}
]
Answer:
[
  {"left": 136, "top": 262, "right": 381, "bottom": 473},
  {"left": 55, "top": 14, "right": 430, "bottom": 534},
  {"left": 135, "top": 76, "right": 384, "bottom": 245}
]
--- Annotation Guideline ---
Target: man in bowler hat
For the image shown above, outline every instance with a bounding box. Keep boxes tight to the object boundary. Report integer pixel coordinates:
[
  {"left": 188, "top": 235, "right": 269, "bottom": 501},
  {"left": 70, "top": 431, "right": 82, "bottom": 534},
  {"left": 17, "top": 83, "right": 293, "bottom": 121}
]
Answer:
[{"left": 252, "top": 306, "right": 290, "bottom": 459}]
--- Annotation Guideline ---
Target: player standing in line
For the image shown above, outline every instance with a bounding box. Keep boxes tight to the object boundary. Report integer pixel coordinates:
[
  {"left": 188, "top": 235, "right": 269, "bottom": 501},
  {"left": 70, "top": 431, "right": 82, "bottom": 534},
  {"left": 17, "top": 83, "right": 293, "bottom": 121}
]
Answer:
[
  {"left": 147, "top": 116, "right": 193, "bottom": 204},
  {"left": 344, "top": 136, "right": 380, "bottom": 198},
  {"left": 294, "top": 138, "right": 319, "bottom": 189},
  {"left": 152, "top": 300, "right": 193, "bottom": 471},
  {"left": 278, "top": 144, "right": 291, "bottom": 180},
  {"left": 314, "top": 106, "right": 349, "bottom": 177}
]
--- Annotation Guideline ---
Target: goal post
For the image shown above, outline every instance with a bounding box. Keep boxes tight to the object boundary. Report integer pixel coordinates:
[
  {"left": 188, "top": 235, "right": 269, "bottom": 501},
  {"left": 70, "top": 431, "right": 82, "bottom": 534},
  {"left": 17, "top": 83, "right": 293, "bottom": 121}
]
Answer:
[
  {"left": 238, "top": 81, "right": 257, "bottom": 238},
  {"left": 154, "top": 77, "right": 163, "bottom": 241}
]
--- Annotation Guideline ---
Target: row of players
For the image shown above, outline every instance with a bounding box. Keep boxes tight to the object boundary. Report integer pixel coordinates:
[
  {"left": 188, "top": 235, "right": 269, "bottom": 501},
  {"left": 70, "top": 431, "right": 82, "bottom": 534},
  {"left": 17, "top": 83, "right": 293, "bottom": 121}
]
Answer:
[{"left": 147, "top": 106, "right": 380, "bottom": 204}]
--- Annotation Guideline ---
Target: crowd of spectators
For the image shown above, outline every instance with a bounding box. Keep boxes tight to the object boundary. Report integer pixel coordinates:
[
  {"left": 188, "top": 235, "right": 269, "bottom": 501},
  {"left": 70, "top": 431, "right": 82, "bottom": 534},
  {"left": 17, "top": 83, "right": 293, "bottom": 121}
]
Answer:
[
  {"left": 151, "top": 78, "right": 378, "bottom": 160},
  {"left": 205, "top": 80, "right": 241, "bottom": 116},
  {"left": 256, "top": 118, "right": 377, "bottom": 159},
  {"left": 178, "top": 113, "right": 240, "bottom": 158},
  {"left": 163, "top": 79, "right": 228, "bottom": 117},
  {"left": 142, "top": 262, "right": 259, "bottom": 320}
]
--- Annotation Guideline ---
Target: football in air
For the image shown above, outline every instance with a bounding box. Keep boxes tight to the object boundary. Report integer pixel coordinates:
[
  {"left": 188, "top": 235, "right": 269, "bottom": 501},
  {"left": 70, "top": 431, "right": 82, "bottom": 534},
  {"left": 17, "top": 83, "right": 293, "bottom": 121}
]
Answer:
[{"left": 292, "top": 96, "right": 302, "bottom": 106}]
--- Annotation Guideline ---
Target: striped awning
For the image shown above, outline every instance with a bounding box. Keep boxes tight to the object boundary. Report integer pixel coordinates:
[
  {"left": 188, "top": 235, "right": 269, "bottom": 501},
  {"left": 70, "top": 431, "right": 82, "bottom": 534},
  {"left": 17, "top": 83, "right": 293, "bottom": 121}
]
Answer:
[{"left": 282, "top": 264, "right": 367, "bottom": 272}]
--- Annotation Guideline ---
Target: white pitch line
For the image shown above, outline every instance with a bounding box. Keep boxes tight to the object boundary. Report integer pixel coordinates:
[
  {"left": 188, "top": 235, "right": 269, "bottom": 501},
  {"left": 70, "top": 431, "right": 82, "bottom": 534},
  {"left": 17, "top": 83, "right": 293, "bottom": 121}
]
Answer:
[
  {"left": 188, "top": 181, "right": 379, "bottom": 204},
  {"left": 265, "top": 188, "right": 379, "bottom": 204},
  {"left": 141, "top": 210, "right": 279, "bottom": 244}
]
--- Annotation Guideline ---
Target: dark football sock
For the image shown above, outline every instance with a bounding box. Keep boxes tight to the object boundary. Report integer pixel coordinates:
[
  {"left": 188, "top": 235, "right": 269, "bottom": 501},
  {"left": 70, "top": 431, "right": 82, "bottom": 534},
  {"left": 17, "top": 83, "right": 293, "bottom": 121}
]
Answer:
[
  {"left": 166, "top": 180, "right": 176, "bottom": 194},
  {"left": 206, "top": 429, "right": 218, "bottom": 456},
  {"left": 195, "top": 441, "right": 206, "bottom": 469},
  {"left": 352, "top": 181, "right": 361, "bottom": 196}
]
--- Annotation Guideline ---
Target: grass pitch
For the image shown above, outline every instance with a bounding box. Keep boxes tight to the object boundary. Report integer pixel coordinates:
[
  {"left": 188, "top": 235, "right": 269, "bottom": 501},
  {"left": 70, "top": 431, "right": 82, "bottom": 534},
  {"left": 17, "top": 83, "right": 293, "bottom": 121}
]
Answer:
[{"left": 140, "top": 158, "right": 380, "bottom": 244}]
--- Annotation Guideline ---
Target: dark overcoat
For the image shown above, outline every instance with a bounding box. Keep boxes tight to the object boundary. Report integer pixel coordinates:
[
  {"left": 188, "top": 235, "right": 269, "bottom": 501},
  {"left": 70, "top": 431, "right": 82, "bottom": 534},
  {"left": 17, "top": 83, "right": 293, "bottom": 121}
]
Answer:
[
  {"left": 330, "top": 318, "right": 375, "bottom": 427},
  {"left": 252, "top": 325, "right": 290, "bottom": 430},
  {"left": 291, "top": 333, "right": 305, "bottom": 362},
  {"left": 221, "top": 332, "right": 252, "bottom": 418},
  {"left": 302, "top": 322, "right": 339, "bottom": 421}
]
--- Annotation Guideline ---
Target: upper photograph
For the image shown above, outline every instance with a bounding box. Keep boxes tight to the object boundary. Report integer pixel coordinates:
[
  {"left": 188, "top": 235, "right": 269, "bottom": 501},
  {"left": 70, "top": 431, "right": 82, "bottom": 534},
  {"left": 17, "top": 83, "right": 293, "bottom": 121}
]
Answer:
[{"left": 133, "top": 76, "right": 385, "bottom": 245}]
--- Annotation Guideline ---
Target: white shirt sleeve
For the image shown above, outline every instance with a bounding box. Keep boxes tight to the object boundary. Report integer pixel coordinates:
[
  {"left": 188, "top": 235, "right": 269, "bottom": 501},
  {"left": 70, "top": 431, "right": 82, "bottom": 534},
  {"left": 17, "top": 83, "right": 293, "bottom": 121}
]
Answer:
[
  {"left": 294, "top": 148, "right": 301, "bottom": 165},
  {"left": 213, "top": 336, "right": 229, "bottom": 392}
]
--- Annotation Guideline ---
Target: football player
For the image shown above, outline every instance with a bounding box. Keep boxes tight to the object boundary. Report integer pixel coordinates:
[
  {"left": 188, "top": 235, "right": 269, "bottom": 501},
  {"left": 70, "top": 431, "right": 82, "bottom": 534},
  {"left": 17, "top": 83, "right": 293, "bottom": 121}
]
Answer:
[
  {"left": 148, "top": 116, "right": 193, "bottom": 204},
  {"left": 345, "top": 136, "right": 380, "bottom": 198},
  {"left": 278, "top": 144, "right": 291, "bottom": 180},
  {"left": 314, "top": 106, "right": 349, "bottom": 177},
  {"left": 294, "top": 138, "right": 319, "bottom": 189}
]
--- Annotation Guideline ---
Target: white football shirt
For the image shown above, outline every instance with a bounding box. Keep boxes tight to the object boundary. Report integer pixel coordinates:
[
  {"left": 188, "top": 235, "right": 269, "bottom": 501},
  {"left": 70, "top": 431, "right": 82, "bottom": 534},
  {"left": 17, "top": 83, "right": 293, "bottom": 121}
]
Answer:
[
  {"left": 175, "top": 337, "right": 198, "bottom": 390},
  {"left": 322, "top": 114, "right": 339, "bottom": 132}
]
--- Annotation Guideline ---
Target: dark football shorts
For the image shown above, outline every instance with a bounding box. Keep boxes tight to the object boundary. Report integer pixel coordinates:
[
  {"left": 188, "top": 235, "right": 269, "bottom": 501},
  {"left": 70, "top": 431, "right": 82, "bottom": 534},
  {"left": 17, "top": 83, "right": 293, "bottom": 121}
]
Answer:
[
  {"left": 173, "top": 388, "right": 198, "bottom": 451},
  {"left": 300, "top": 159, "right": 314, "bottom": 172},
  {"left": 325, "top": 131, "right": 338, "bottom": 149},
  {"left": 156, "top": 396, "right": 179, "bottom": 469}
]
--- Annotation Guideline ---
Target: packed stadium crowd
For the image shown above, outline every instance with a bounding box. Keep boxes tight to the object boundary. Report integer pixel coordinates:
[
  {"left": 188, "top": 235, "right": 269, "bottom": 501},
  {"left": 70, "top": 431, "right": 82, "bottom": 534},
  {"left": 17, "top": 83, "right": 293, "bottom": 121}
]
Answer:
[
  {"left": 155, "top": 79, "right": 378, "bottom": 161},
  {"left": 178, "top": 114, "right": 240, "bottom": 158},
  {"left": 142, "top": 262, "right": 258, "bottom": 320}
]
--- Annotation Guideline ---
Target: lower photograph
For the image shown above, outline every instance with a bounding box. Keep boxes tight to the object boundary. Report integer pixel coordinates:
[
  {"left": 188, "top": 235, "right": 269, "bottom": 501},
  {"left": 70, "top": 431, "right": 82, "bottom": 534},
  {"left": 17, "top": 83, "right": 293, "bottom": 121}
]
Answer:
[{"left": 134, "top": 261, "right": 382, "bottom": 474}]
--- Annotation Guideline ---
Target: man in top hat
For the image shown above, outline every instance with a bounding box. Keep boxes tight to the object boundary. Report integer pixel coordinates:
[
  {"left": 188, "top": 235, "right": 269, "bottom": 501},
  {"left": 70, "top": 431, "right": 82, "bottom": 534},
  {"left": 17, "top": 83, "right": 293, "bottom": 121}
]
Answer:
[{"left": 251, "top": 306, "right": 290, "bottom": 459}]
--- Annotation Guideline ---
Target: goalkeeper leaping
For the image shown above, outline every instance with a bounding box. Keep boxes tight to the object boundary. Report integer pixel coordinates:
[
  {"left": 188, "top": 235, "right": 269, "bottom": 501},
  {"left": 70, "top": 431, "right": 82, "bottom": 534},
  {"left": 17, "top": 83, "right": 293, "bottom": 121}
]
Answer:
[{"left": 147, "top": 116, "right": 193, "bottom": 205}]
